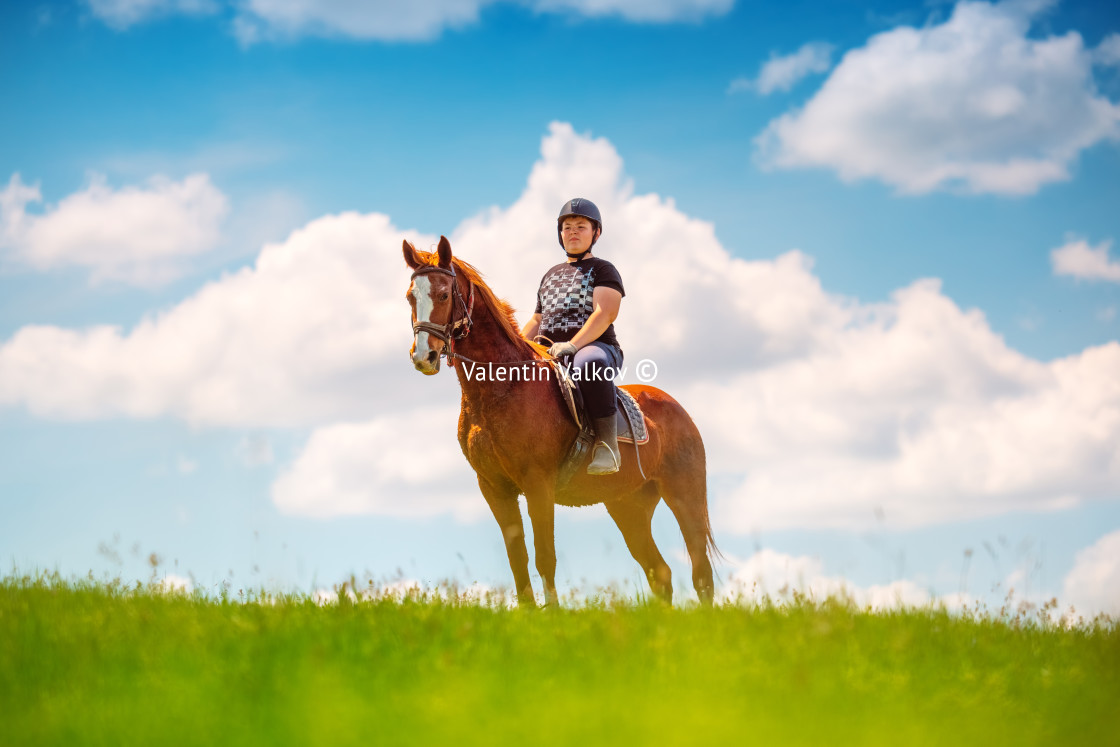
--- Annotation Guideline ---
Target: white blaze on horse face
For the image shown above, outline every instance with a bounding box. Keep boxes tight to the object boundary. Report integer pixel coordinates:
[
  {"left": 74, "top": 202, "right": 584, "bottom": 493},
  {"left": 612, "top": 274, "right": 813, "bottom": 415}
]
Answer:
[{"left": 411, "top": 274, "right": 436, "bottom": 367}]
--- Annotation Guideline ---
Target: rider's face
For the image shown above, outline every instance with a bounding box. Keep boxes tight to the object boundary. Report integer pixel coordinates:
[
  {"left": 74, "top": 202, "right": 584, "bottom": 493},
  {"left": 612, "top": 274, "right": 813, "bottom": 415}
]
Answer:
[{"left": 561, "top": 217, "right": 596, "bottom": 254}]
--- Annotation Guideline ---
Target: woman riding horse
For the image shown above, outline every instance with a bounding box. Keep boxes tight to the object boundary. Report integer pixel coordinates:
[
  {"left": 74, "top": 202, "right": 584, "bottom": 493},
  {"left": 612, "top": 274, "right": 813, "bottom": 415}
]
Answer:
[
  {"left": 521, "top": 198, "right": 624, "bottom": 475},
  {"left": 403, "top": 233, "right": 717, "bottom": 606}
]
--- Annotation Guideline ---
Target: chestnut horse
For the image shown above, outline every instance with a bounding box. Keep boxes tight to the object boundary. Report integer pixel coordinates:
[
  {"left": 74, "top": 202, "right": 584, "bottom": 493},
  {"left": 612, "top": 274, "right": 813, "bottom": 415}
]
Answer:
[{"left": 404, "top": 236, "right": 717, "bottom": 606}]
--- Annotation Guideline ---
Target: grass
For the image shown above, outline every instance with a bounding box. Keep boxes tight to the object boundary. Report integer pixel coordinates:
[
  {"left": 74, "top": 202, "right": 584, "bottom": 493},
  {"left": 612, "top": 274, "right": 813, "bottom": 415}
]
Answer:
[{"left": 2, "top": 574, "right": 1118, "bottom": 746}]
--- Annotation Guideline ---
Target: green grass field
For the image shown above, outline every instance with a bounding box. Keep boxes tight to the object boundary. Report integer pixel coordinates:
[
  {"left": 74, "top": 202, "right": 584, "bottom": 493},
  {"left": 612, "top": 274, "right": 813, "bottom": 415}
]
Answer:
[{"left": 3, "top": 574, "right": 1117, "bottom": 746}]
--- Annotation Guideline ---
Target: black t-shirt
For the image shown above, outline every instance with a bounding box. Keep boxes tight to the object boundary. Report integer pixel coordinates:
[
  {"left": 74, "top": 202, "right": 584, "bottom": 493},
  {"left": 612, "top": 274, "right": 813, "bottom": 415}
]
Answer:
[{"left": 534, "top": 256, "right": 625, "bottom": 348}]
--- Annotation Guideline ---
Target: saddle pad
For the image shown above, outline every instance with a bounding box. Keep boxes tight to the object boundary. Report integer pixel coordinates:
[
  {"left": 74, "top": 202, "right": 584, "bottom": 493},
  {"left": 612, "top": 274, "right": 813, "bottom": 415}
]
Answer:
[
  {"left": 616, "top": 388, "right": 649, "bottom": 445},
  {"left": 549, "top": 359, "right": 648, "bottom": 445}
]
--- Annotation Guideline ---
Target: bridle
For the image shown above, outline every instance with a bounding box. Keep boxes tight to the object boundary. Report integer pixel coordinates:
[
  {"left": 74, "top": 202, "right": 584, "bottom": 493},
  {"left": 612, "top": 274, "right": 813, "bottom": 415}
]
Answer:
[
  {"left": 409, "top": 261, "right": 551, "bottom": 368},
  {"left": 410, "top": 264, "right": 475, "bottom": 346}
]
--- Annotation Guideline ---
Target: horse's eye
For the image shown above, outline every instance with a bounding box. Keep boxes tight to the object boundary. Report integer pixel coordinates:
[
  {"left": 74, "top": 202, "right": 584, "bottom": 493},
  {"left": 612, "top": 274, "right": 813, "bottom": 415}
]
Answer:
[{"left": 440, "top": 293, "right": 450, "bottom": 302}]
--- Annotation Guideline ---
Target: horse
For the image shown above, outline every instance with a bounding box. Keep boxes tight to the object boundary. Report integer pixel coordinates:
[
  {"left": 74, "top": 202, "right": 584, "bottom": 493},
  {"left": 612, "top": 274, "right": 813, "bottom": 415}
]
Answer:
[{"left": 403, "top": 235, "right": 718, "bottom": 607}]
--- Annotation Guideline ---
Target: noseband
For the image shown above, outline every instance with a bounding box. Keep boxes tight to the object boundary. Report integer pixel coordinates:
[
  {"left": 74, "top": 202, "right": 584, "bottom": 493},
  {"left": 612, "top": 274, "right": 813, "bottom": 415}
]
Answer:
[{"left": 410, "top": 264, "right": 475, "bottom": 344}]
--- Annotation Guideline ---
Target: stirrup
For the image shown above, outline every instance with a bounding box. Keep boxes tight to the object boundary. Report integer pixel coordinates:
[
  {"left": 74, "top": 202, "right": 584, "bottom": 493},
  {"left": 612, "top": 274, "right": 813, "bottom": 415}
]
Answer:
[{"left": 587, "top": 441, "right": 620, "bottom": 475}]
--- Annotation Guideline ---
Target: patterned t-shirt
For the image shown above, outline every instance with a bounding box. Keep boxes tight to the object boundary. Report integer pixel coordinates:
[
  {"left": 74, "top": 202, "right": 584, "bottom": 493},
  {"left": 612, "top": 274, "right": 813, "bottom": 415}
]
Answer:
[{"left": 533, "top": 256, "right": 625, "bottom": 347}]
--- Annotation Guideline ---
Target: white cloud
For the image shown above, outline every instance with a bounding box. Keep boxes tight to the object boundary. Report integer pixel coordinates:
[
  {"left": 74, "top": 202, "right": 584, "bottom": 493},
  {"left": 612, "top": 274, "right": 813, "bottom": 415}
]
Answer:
[
  {"left": 1061, "top": 530, "right": 1120, "bottom": 618},
  {"left": 0, "top": 211, "right": 434, "bottom": 426},
  {"left": 2, "top": 122, "right": 1118, "bottom": 529},
  {"left": 720, "top": 549, "right": 969, "bottom": 610},
  {"left": 1051, "top": 237, "right": 1120, "bottom": 283},
  {"left": 312, "top": 587, "right": 341, "bottom": 606},
  {"left": 311, "top": 579, "right": 514, "bottom": 606},
  {"left": 755, "top": 0, "right": 1120, "bottom": 195},
  {"left": 729, "top": 42, "right": 834, "bottom": 95},
  {"left": 85, "top": 0, "right": 219, "bottom": 29},
  {"left": 1095, "top": 32, "right": 1120, "bottom": 67},
  {"left": 158, "top": 573, "right": 194, "bottom": 593},
  {"left": 271, "top": 408, "right": 486, "bottom": 521},
  {"left": 694, "top": 301, "right": 1120, "bottom": 531},
  {"left": 92, "top": 0, "right": 732, "bottom": 41},
  {"left": 530, "top": 0, "right": 733, "bottom": 23},
  {"left": 232, "top": 0, "right": 494, "bottom": 43},
  {"left": 0, "top": 173, "right": 228, "bottom": 285},
  {"left": 423, "top": 124, "right": 1120, "bottom": 532}
]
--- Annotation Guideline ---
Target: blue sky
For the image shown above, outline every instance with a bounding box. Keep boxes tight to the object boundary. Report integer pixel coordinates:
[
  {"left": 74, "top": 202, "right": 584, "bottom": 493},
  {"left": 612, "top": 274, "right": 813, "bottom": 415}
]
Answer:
[{"left": 2, "top": 0, "right": 1119, "bottom": 612}]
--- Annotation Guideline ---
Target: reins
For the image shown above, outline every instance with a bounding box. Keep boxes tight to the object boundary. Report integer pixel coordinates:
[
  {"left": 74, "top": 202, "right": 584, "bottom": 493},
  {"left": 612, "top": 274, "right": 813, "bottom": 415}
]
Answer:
[{"left": 443, "top": 350, "right": 552, "bottom": 367}]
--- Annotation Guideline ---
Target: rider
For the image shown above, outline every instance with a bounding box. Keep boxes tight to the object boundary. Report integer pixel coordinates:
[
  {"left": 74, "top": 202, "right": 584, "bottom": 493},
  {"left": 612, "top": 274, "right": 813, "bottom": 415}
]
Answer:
[{"left": 521, "top": 198, "right": 625, "bottom": 475}]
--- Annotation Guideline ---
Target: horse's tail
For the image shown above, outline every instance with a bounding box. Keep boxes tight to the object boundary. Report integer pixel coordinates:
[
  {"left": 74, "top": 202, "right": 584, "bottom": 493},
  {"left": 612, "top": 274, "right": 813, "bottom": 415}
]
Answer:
[
  {"left": 693, "top": 434, "right": 725, "bottom": 568},
  {"left": 702, "top": 497, "right": 724, "bottom": 565}
]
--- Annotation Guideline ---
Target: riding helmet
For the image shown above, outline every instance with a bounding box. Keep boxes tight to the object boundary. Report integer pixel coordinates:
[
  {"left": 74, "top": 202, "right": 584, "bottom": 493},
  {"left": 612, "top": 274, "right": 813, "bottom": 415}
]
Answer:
[{"left": 557, "top": 198, "right": 602, "bottom": 248}]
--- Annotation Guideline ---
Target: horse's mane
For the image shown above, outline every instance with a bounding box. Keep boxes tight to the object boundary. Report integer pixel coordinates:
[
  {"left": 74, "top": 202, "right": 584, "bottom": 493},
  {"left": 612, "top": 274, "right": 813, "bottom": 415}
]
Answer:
[{"left": 414, "top": 250, "right": 547, "bottom": 358}]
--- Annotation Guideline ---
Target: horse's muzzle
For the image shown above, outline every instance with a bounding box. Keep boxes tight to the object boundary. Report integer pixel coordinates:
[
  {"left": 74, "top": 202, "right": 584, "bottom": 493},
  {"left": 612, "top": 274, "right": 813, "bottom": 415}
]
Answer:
[{"left": 411, "top": 347, "right": 441, "bottom": 375}]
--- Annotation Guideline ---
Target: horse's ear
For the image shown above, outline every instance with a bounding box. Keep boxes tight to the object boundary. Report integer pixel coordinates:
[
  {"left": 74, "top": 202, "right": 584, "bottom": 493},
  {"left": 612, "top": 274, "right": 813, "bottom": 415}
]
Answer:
[
  {"left": 403, "top": 240, "right": 422, "bottom": 270},
  {"left": 437, "top": 236, "right": 452, "bottom": 269}
]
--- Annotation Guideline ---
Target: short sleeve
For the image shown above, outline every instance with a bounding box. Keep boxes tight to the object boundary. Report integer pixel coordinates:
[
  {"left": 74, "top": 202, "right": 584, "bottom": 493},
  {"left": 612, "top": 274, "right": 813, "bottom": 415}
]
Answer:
[{"left": 594, "top": 260, "right": 625, "bottom": 297}]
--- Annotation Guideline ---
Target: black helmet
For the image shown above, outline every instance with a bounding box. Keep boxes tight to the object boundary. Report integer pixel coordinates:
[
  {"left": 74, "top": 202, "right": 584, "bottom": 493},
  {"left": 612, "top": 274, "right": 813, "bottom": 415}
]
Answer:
[{"left": 557, "top": 198, "right": 602, "bottom": 248}]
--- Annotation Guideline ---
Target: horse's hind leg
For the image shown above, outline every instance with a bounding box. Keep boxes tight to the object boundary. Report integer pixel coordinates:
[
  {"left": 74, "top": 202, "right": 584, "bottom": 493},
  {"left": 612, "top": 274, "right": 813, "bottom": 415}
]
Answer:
[
  {"left": 658, "top": 468, "right": 716, "bottom": 604},
  {"left": 605, "top": 484, "right": 672, "bottom": 604}
]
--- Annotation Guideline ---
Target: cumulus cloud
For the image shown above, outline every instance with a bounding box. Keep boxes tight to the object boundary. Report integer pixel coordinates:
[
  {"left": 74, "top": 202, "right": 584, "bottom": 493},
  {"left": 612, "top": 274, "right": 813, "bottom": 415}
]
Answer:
[
  {"left": 158, "top": 573, "right": 194, "bottom": 593},
  {"left": 92, "top": 0, "right": 734, "bottom": 42},
  {"left": 720, "top": 549, "right": 970, "bottom": 610},
  {"left": 693, "top": 296, "right": 1120, "bottom": 531},
  {"left": 729, "top": 42, "right": 834, "bottom": 95},
  {"left": 0, "top": 211, "right": 433, "bottom": 426},
  {"left": 1061, "top": 530, "right": 1120, "bottom": 618},
  {"left": 1051, "top": 237, "right": 1120, "bottom": 283},
  {"left": 530, "top": 0, "right": 733, "bottom": 23},
  {"left": 1095, "top": 32, "right": 1120, "bottom": 67},
  {"left": 0, "top": 173, "right": 228, "bottom": 285},
  {"left": 755, "top": 0, "right": 1120, "bottom": 195},
  {"left": 312, "top": 579, "right": 513, "bottom": 606},
  {"left": 85, "top": 0, "right": 219, "bottom": 29},
  {"left": 232, "top": 0, "right": 493, "bottom": 43},
  {"left": 271, "top": 408, "right": 486, "bottom": 521},
  {"left": 2, "top": 123, "right": 1118, "bottom": 528}
]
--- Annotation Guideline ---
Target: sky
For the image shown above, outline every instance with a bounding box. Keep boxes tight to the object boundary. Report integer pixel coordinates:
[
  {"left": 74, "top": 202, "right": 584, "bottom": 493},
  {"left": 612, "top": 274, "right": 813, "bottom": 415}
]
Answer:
[{"left": 1, "top": 0, "right": 1119, "bottom": 614}]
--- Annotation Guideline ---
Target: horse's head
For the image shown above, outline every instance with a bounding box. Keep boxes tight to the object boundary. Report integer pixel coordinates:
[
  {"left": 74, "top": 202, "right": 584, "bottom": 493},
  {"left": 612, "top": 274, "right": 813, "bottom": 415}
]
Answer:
[{"left": 403, "top": 235, "right": 471, "bottom": 375}]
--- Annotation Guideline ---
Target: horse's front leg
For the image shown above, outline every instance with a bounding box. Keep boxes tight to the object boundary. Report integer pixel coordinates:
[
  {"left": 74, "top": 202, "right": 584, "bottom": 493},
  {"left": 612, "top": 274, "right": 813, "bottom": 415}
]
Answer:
[
  {"left": 478, "top": 476, "right": 535, "bottom": 607},
  {"left": 525, "top": 489, "right": 559, "bottom": 607}
]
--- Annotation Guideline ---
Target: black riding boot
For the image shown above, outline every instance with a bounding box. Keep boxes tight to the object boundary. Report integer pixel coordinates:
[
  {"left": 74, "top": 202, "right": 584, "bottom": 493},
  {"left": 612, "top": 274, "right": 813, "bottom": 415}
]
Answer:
[{"left": 588, "top": 415, "right": 620, "bottom": 475}]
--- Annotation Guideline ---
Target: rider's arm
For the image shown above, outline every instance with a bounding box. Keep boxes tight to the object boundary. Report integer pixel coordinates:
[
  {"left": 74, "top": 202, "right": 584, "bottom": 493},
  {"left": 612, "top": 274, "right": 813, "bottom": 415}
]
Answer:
[
  {"left": 521, "top": 313, "right": 542, "bottom": 341},
  {"left": 569, "top": 287, "right": 622, "bottom": 350}
]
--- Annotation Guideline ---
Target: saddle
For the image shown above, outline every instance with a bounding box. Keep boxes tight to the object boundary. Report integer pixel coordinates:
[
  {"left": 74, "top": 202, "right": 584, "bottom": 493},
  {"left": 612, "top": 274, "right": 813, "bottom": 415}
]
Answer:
[{"left": 547, "top": 360, "right": 649, "bottom": 486}]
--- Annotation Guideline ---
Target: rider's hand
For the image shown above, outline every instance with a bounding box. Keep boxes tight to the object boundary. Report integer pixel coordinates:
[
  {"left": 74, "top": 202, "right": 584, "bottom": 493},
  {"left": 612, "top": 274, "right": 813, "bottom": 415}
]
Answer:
[{"left": 548, "top": 341, "right": 578, "bottom": 358}]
